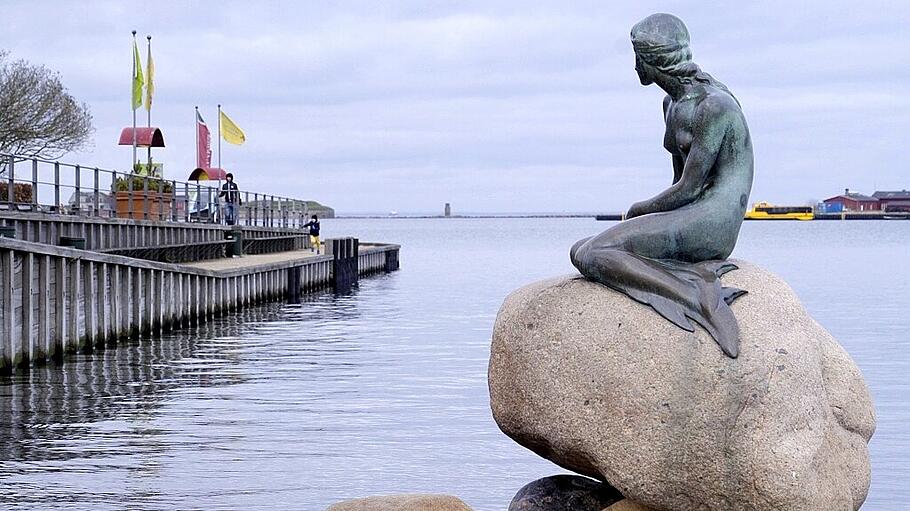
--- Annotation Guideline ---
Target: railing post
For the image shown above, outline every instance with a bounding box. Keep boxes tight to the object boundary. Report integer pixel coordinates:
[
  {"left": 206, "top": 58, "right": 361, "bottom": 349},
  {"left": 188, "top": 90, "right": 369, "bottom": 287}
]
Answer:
[
  {"left": 171, "top": 180, "right": 177, "bottom": 221},
  {"left": 110, "top": 170, "right": 117, "bottom": 218},
  {"left": 244, "top": 191, "right": 250, "bottom": 226},
  {"left": 196, "top": 181, "right": 203, "bottom": 224},
  {"left": 73, "top": 164, "right": 81, "bottom": 214},
  {"left": 269, "top": 195, "right": 274, "bottom": 227},
  {"left": 54, "top": 162, "right": 61, "bottom": 211},
  {"left": 6, "top": 155, "right": 14, "bottom": 208},
  {"left": 31, "top": 159, "right": 38, "bottom": 209},
  {"left": 157, "top": 178, "right": 164, "bottom": 220},
  {"left": 93, "top": 167, "right": 100, "bottom": 217},
  {"left": 253, "top": 192, "right": 259, "bottom": 226},
  {"left": 184, "top": 182, "right": 190, "bottom": 222},
  {"left": 128, "top": 173, "right": 134, "bottom": 220},
  {"left": 142, "top": 175, "right": 149, "bottom": 220}
]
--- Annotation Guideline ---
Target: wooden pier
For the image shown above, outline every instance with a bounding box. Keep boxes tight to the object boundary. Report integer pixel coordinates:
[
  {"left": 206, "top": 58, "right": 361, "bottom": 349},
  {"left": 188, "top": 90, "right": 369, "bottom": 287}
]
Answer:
[{"left": 0, "top": 234, "right": 399, "bottom": 373}]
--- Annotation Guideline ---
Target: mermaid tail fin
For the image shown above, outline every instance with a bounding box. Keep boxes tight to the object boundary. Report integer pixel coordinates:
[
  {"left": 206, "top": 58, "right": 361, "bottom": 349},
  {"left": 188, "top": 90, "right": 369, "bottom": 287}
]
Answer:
[
  {"left": 690, "top": 290, "right": 742, "bottom": 358},
  {"left": 721, "top": 286, "right": 747, "bottom": 305},
  {"left": 624, "top": 287, "right": 696, "bottom": 332},
  {"left": 696, "top": 260, "right": 739, "bottom": 278},
  {"left": 571, "top": 240, "right": 746, "bottom": 358},
  {"left": 617, "top": 262, "right": 744, "bottom": 357}
]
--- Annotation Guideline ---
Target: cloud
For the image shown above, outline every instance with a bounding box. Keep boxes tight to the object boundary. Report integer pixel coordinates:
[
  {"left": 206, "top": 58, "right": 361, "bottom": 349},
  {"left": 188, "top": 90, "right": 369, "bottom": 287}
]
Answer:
[{"left": 2, "top": 0, "right": 907, "bottom": 212}]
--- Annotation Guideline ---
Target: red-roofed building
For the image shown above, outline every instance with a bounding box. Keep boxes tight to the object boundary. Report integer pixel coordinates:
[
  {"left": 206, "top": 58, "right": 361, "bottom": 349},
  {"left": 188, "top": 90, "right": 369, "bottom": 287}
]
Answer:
[
  {"left": 822, "top": 189, "right": 880, "bottom": 212},
  {"left": 872, "top": 190, "right": 910, "bottom": 212}
]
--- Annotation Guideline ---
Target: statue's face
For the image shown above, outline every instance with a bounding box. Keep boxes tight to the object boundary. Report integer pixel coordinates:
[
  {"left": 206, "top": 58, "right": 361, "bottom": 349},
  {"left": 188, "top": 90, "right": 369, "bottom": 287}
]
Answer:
[{"left": 634, "top": 54, "right": 654, "bottom": 85}]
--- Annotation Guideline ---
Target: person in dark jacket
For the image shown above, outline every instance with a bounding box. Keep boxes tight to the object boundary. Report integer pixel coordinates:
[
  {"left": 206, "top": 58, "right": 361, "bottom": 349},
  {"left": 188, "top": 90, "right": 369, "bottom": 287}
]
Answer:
[
  {"left": 219, "top": 173, "right": 242, "bottom": 225},
  {"left": 303, "top": 214, "right": 321, "bottom": 253}
]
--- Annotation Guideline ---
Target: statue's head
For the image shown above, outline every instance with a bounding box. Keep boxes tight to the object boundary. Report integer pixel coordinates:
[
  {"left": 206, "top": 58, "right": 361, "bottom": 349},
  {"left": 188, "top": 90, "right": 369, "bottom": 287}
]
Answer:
[{"left": 631, "top": 13, "right": 697, "bottom": 85}]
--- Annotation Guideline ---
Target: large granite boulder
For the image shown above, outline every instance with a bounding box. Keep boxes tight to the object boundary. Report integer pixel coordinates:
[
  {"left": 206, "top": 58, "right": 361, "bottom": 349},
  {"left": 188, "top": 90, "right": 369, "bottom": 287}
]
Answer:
[
  {"left": 604, "top": 501, "right": 657, "bottom": 511},
  {"left": 489, "top": 261, "right": 875, "bottom": 511},
  {"left": 325, "top": 494, "right": 473, "bottom": 511},
  {"left": 508, "top": 474, "right": 623, "bottom": 510}
]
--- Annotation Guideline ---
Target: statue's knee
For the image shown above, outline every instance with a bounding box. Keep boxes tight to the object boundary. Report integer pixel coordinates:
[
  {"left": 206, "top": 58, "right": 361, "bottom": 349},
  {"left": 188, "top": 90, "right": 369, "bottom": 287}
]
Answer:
[{"left": 570, "top": 238, "right": 591, "bottom": 268}]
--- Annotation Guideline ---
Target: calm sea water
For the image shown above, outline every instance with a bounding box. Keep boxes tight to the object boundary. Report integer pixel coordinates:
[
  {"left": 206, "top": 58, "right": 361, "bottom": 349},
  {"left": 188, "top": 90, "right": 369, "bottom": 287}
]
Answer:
[{"left": 0, "top": 218, "right": 907, "bottom": 510}]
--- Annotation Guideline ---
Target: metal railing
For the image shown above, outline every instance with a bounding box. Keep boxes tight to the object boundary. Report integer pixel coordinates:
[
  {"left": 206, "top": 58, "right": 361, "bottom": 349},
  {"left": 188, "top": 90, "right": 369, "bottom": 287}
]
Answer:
[{"left": 0, "top": 154, "right": 310, "bottom": 228}]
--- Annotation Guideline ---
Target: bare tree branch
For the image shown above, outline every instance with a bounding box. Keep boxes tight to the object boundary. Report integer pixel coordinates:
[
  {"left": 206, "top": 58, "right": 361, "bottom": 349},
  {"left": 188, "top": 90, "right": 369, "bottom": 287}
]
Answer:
[{"left": 0, "top": 49, "right": 94, "bottom": 167}]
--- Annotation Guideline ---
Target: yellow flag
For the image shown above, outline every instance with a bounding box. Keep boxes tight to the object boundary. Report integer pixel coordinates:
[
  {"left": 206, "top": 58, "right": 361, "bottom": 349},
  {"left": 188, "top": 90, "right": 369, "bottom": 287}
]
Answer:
[
  {"left": 131, "top": 38, "right": 144, "bottom": 110},
  {"left": 144, "top": 41, "right": 155, "bottom": 111},
  {"left": 220, "top": 110, "right": 246, "bottom": 145}
]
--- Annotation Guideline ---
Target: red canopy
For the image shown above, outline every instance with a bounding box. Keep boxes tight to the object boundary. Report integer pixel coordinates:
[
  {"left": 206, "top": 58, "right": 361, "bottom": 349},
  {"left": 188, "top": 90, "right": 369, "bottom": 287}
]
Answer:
[
  {"left": 189, "top": 167, "right": 228, "bottom": 181},
  {"left": 118, "top": 127, "right": 165, "bottom": 147}
]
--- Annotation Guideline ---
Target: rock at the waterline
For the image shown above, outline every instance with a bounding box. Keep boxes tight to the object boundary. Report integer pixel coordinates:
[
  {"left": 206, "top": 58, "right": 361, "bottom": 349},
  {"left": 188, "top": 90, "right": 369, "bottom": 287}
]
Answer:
[
  {"left": 508, "top": 474, "right": 623, "bottom": 510},
  {"left": 489, "top": 261, "right": 875, "bottom": 511},
  {"left": 604, "top": 500, "right": 657, "bottom": 511},
  {"left": 325, "top": 494, "right": 473, "bottom": 511}
]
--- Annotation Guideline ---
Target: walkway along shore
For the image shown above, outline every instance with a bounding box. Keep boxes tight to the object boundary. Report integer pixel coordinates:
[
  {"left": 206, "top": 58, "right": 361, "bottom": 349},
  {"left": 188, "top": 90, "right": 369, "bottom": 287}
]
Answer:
[{"left": 0, "top": 155, "right": 400, "bottom": 373}]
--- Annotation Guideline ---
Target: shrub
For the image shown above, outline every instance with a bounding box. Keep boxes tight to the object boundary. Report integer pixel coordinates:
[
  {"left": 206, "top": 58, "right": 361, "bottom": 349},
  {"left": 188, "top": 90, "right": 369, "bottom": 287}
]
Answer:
[
  {"left": 0, "top": 182, "right": 34, "bottom": 202},
  {"left": 114, "top": 176, "right": 173, "bottom": 193}
]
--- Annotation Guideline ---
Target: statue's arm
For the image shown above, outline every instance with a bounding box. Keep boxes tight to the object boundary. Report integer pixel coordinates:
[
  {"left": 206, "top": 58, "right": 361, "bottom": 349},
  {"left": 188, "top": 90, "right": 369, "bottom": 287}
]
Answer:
[
  {"left": 628, "top": 98, "right": 731, "bottom": 218},
  {"left": 671, "top": 154, "right": 684, "bottom": 184},
  {"left": 663, "top": 96, "right": 684, "bottom": 184}
]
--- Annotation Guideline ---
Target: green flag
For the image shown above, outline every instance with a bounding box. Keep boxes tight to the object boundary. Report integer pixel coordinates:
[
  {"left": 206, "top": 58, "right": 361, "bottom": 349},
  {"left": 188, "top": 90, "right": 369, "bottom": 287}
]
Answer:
[
  {"left": 132, "top": 37, "right": 144, "bottom": 110},
  {"left": 144, "top": 40, "right": 155, "bottom": 111}
]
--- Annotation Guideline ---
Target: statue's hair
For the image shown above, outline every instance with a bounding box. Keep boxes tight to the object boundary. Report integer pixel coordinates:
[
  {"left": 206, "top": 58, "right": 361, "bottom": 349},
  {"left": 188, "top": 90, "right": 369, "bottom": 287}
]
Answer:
[{"left": 631, "top": 13, "right": 736, "bottom": 101}]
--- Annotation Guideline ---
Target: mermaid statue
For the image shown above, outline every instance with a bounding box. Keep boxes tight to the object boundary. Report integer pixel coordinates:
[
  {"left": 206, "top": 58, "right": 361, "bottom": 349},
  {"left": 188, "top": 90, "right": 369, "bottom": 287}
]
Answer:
[{"left": 570, "top": 13, "right": 754, "bottom": 358}]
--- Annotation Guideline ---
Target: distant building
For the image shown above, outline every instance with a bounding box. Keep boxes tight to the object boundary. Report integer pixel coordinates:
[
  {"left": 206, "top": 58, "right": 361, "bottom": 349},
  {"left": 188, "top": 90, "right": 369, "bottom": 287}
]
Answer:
[
  {"left": 872, "top": 190, "right": 910, "bottom": 212},
  {"left": 821, "top": 189, "right": 880, "bottom": 212},
  {"left": 444, "top": 203, "right": 451, "bottom": 217},
  {"left": 68, "top": 191, "right": 114, "bottom": 215}
]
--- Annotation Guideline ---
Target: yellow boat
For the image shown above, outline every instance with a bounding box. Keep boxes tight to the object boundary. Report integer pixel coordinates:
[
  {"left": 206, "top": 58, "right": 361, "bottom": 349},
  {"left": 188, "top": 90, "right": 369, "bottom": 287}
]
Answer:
[{"left": 744, "top": 202, "right": 814, "bottom": 220}]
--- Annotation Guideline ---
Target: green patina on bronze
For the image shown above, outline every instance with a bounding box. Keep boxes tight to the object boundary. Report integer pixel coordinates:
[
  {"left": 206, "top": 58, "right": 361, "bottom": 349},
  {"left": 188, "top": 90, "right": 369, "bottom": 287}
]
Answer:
[{"left": 571, "top": 13, "right": 754, "bottom": 358}]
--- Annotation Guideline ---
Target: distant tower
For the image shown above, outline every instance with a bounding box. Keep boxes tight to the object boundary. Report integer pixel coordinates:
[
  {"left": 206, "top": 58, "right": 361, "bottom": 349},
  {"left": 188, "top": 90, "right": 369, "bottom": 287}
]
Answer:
[{"left": 444, "top": 203, "right": 451, "bottom": 217}]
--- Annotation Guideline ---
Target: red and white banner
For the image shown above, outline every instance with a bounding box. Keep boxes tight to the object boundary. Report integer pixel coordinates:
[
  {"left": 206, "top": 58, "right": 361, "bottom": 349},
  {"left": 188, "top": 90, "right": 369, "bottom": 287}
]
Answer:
[{"left": 196, "top": 110, "right": 212, "bottom": 168}]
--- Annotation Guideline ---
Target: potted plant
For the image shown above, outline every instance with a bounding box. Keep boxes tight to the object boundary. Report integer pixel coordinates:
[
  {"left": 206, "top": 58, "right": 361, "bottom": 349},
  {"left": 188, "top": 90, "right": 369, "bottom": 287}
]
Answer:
[{"left": 113, "top": 162, "right": 174, "bottom": 220}]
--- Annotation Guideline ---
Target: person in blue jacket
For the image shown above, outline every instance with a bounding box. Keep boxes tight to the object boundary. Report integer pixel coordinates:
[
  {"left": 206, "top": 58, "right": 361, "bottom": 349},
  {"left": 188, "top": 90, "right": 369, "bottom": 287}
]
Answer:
[{"left": 303, "top": 214, "right": 321, "bottom": 254}]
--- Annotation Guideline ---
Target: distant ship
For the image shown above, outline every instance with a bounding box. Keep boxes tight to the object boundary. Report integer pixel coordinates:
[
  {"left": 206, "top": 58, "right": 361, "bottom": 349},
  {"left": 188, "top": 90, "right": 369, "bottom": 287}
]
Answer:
[
  {"left": 744, "top": 201, "right": 814, "bottom": 221},
  {"left": 388, "top": 210, "right": 398, "bottom": 217}
]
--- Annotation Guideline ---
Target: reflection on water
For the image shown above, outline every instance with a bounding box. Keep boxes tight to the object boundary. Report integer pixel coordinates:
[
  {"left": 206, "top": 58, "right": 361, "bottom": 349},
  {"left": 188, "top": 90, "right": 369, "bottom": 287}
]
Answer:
[
  {"left": 0, "top": 218, "right": 907, "bottom": 511},
  {"left": 0, "top": 308, "right": 279, "bottom": 468}
]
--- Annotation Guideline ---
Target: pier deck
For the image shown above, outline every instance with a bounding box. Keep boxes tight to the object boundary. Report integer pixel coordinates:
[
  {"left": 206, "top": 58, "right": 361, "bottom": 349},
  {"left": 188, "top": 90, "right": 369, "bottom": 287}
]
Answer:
[{"left": 184, "top": 249, "right": 320, "bottom": 271}]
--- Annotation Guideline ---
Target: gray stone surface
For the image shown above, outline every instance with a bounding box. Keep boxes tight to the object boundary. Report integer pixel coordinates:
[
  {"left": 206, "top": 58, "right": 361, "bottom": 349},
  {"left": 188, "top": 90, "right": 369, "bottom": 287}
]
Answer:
[
  {"left": 325, "top": 494, "right": 473, "bottom": 511},
  {"left": 508, "top": 474, "right": 623, "bottom": 511},
  {"left": 604, "top": 501, "right": 657, "bottom": 511},
  {"left": 489, "top": 260, "right": 875, "bottom": 511}
]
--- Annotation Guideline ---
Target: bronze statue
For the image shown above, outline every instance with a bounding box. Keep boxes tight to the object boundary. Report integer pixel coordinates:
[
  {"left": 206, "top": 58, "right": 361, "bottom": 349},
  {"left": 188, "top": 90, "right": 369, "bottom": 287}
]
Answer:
[{"left": 570, "top": 13, "right": 753, "bottom": 358}]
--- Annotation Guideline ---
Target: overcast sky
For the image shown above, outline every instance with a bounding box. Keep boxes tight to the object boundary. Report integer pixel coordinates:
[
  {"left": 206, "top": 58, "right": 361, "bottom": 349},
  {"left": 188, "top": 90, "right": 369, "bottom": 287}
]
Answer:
[{"left": 4, "top": 0, "right": 908, "bottom": 214}]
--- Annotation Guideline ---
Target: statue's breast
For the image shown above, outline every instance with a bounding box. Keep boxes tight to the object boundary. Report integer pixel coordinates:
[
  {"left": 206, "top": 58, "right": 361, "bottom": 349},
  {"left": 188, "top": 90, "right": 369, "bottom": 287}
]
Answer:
[
  {"left": 664, "top": 102, "right": 696, "bottom": 157},
  {"left": 675, "top": 131, "right": 693, "bottom": 155}
]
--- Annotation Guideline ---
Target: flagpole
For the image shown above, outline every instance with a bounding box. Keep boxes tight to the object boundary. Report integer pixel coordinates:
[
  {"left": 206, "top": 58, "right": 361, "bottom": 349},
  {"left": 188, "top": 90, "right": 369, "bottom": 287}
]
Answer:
[
  {"left": 217, "top": 104, "right": 222, "bottom": 169},
  {"left": 194, "top": 106, "right": 199, "bottom": 168},
  {"left": 146, "top": 35, "right": 152, "bottom": 171},
  {"left": 131, "top": 30, "right": 138, "bottom": 172},
  {"left": 217, "top": 104, "right": 222, "bottom": 224}
]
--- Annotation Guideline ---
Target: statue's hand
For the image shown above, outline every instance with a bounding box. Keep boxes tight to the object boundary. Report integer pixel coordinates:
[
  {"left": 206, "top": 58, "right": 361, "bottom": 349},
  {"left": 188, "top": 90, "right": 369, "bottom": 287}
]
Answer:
[{"left": 626, "top": 200, "right": 650, "bottom": 219}]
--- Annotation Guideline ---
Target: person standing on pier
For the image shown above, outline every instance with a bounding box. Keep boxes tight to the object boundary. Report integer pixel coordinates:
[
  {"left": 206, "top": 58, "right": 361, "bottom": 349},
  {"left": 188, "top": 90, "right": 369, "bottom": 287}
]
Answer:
[
  {"left": 219, "top": 173, "right": 242, "bottom": 225},
  {"left": 304, "top": 214, "right": 321, "bottom": 254}
]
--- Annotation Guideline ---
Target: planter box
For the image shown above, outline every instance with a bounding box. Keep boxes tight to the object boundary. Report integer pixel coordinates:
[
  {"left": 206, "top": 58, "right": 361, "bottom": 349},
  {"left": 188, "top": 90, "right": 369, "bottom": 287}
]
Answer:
[
  {"left": 115, "top": 191, "right": 173, "bottom": 220},
  {"left": 0, "top": 183, "right": 34, "bottom": 203}
]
